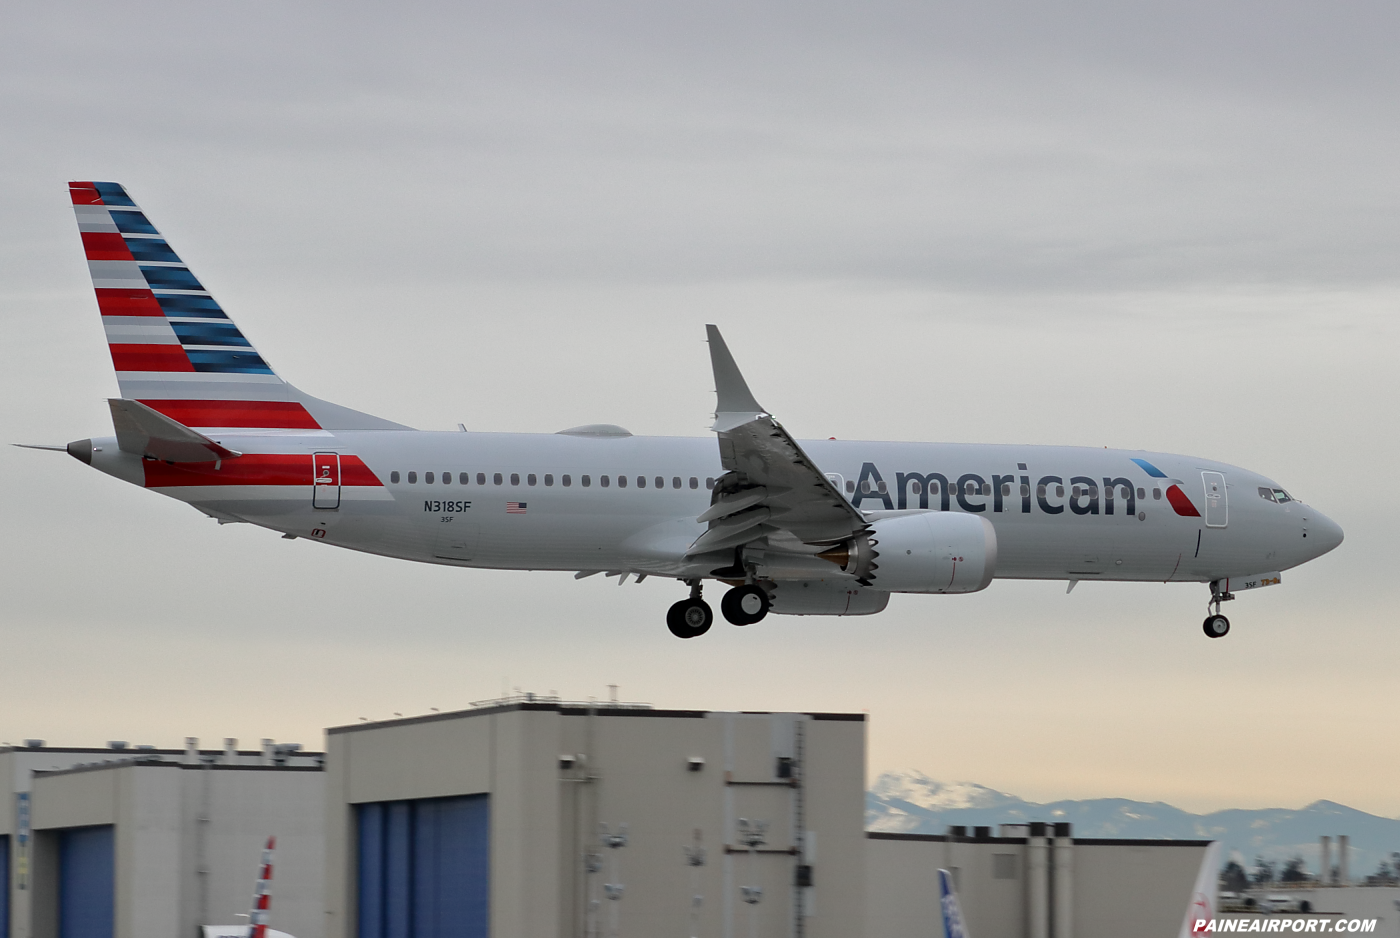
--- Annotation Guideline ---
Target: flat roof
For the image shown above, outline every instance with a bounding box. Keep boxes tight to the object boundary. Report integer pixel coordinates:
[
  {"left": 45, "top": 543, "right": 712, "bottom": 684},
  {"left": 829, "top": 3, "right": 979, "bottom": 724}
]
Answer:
[
  {"left": 328, "top": 701, "right": 866, "bottom": 736},
  {"left": 1, "top": 746, "right": 323, "bottom": 756},
  {"left": 34, "top": 758, "right": 323, "bottom": 779},
  {"left": 866, "top": 831, "right": 1214, "bottom": 848}
]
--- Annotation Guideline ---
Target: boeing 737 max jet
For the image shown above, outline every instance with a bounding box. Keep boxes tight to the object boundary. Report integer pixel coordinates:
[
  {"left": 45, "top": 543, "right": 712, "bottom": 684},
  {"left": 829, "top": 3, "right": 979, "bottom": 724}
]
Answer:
[{"left": 24, "top": 182, "right": 1344, "bottom": 639}]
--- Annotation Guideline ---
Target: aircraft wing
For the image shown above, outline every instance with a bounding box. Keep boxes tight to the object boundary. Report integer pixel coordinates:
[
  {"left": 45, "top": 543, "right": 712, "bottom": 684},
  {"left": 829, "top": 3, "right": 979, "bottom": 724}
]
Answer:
[
  {"left": 687, "top": 326, "right": 865, "bottom": 557},
  {"left": 109, "top": 398, "right": 242, "bottom": 463}
]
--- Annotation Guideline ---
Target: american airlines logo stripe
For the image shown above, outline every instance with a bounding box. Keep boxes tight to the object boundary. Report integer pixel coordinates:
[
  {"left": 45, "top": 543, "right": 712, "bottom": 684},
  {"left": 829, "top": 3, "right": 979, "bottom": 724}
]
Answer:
[
  {"left": 138, "top": 399, "right": 321, "bottom": 430},
  {"left": 109, "top": 344, "right": 194, "bottom": 372},
  {"left": 143, "top": 454, "right": 382, "bottom": 488}
]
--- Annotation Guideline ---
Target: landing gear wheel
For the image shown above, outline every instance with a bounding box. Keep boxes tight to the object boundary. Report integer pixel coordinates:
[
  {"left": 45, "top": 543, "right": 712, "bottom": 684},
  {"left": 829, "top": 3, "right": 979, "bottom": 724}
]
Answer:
[
  {"left": 667, "top": 599, "right": 714, "bottom": 638},
  {"left": 1202, "top": 614, "right": 1230, "bottom": 638},
  {"left": 721, "top": 585, "right": 770, "bottom": 626}
]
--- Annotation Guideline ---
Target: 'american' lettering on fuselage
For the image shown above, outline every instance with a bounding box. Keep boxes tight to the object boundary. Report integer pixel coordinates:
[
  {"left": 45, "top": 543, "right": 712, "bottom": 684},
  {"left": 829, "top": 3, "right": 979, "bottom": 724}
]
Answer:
[{"left": 850, "top": 462, "right": 1149, "bottom": 517}]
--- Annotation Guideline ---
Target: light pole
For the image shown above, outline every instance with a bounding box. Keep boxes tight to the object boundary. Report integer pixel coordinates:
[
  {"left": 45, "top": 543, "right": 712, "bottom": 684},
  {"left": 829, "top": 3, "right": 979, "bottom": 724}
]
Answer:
[
  {"left": 600, "top": 822, "right": 629, "bottom": 938},
  {"left": 737, "top": 818, "right": 768, "bottom": 938},
  {"left": 684, "top": 828, "right": 706, "bottom": 938}
]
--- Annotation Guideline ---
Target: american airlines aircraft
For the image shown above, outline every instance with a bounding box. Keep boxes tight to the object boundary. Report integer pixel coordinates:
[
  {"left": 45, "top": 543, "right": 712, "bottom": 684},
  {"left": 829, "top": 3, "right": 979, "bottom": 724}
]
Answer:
[{"left": 27, "top": 182, "right": 1344, "bottom": 639}]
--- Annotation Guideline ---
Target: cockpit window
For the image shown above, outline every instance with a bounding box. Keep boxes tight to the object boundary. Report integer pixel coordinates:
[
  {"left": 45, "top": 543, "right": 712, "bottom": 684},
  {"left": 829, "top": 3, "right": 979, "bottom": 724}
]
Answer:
[
  {"left": 1258, "top": 487, "right": 1277, "bottom": 503},
  {"left": 1273, "top": 489, "right": 1292, "bottom": 503}
]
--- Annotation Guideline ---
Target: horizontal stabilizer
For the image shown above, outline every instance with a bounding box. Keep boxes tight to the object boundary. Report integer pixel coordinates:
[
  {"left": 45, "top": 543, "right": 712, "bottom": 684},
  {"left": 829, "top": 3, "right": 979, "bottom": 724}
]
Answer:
[{"left": 109, "top": 398, "right": 242, "bottom": 463}]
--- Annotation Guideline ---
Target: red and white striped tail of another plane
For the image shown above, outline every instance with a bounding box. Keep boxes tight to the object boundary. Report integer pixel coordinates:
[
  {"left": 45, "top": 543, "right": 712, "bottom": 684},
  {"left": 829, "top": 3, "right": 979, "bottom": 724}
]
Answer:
[{"left": 201, "top": 836, "right": 295, "bottom": 938}]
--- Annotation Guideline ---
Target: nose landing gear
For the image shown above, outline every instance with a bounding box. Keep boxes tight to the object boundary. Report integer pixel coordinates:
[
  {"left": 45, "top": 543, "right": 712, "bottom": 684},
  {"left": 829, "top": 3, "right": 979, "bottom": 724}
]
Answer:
[
  {"left": 667, "top": 580, "right": 714, "bottom": 639},
  {"left": 1202, "top": 581, "right": 1235, "bottom": 638}
]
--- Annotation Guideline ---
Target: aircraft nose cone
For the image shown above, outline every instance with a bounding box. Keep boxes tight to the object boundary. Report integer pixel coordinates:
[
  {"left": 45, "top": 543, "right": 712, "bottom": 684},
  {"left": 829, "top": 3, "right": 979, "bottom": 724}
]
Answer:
[{"left": 1309, "top": 511, "right": 1344, "bottom": 558}]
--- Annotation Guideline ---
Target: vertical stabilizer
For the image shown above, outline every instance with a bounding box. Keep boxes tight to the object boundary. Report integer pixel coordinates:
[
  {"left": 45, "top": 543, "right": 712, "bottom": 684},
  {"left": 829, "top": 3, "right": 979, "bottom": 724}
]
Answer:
[
  {"left": 70, "top": 181, "right": 405, "bottom": 432},
  {"left": 939, "top": 868, "right": 970, "bottom": 938},
  {"left": 1178, "top": 841, "right": 1222, "bottom": 938},
  {"left": 249, "top": 835, "right": 275, "bottom": 938}
]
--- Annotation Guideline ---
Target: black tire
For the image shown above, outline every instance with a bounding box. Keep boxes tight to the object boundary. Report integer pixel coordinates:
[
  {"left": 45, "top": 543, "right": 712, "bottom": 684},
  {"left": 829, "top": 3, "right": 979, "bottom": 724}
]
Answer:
[
  {"left": 1202, "top": 614, "right": 1230, "bottom": 638},
  {"left": 667, "top": 599, "right": 714, "bottom": 638},
  {"left": 721, "top": 585, "right": 771, "bottom": 626}
]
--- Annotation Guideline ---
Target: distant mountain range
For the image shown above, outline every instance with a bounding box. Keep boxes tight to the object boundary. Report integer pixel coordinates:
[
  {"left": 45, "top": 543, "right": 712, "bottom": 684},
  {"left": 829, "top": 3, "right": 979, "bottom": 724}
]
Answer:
[{"left": 867, "top": 772, "right": 1400, "bottom": 878}]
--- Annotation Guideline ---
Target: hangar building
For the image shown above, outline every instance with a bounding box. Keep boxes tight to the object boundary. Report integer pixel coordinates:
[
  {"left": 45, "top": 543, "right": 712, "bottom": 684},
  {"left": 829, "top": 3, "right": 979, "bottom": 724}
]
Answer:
[
  {"left": 324, "top": 699, "right": 866, "bottom": 938},
  {"left": 1, "top": 739, "right": 322, "bottom": 938}
]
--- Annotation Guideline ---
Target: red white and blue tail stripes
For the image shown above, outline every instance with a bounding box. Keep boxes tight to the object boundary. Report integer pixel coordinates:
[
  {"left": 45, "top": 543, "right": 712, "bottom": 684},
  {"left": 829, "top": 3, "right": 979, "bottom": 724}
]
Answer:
[
  {"left": 71, "top": 181, "right": 322, "bottom": 432},
  {"left": 249, "top": 835, "right": 275, "bottom": 938}
]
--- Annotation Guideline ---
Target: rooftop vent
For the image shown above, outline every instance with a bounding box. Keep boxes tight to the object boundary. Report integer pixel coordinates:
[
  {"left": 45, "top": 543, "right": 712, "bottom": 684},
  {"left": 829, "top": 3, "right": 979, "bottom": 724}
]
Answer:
[
  {"left": 23, "top": 739, "right": 45, "bottom": 748},
  {"left": 108, "top": 741, "right": 128, "bottom": 750}
]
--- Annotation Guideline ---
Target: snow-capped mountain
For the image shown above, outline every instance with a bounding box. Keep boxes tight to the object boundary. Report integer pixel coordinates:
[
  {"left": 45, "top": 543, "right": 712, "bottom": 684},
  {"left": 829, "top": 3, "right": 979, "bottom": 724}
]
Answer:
[{"left": 867, "top": 771, "right": 1400, "bottom": 877}]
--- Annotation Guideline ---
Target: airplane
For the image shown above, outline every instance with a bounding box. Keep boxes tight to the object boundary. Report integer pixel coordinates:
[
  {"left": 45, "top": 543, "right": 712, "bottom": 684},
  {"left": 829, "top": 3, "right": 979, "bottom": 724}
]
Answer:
[{"left": 25, "top": 181, "right": 1344, "bottom": 639}]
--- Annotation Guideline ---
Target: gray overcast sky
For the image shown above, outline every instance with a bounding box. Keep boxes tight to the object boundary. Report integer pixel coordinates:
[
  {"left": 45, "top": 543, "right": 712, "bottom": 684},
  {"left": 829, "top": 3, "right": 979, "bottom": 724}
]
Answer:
[{"left": 2, "top": 1, "right": 1398, "bottom": 814}]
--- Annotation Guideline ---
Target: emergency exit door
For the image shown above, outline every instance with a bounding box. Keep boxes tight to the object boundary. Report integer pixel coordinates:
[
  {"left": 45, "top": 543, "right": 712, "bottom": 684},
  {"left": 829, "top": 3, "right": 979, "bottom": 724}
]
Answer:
[
  {"left": 1202, "top": 471, "right": 1227, "bottom": 528},
  {"left": 313, "top": 453, "right": 341, "bottom": 509}
]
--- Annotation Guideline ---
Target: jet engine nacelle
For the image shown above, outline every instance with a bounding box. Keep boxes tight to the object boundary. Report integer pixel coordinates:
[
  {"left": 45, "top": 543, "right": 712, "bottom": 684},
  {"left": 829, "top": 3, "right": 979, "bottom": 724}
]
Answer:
[{"left": 825, "top": 512, "right": 997, "bottom": 593}]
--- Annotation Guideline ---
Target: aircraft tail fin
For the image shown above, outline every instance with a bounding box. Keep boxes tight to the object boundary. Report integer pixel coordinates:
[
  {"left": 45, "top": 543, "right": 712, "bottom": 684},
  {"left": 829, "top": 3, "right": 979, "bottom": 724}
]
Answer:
[
  {"left": 249, "top": 835, "right": 275, "bottom": 938},
  {"left": 938, "top": 868, "right": 970, "bottom": 938},
  {"left": 1178, "top": 841, "right": 1222, "bottom": 938},
  {"left": 70, "top": 181, "right": 406, "bottom": 433}
]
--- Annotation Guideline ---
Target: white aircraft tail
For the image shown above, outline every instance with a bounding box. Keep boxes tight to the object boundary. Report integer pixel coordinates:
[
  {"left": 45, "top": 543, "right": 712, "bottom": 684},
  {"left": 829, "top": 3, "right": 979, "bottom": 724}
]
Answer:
[
  {"left": 1178, "top": 841, "right": 1223, "bottom": 938},
  {"left": 938, "top": 868, "right": 970, "bottom": 938}
]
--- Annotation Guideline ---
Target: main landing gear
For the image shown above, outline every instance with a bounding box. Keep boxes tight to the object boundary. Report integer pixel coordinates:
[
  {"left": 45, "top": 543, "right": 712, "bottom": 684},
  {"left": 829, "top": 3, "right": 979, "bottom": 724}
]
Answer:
[
  {"left": 721, "top": 584, "right": 770, "bottom": 626},
  {"left": 1202, "top": 581, "right": 1235, "bottom": 638},
  {"left": 667, "top": 581, "right": 714, "bottom": 639},
  {"left": 667, "top": 581, "right": 772, "bottom": 637}
]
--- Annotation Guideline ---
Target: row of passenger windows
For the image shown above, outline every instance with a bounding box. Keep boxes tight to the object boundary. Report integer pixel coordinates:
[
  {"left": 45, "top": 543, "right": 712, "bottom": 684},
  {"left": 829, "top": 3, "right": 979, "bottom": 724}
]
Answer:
[{"left": 389, "top": 470, "right": 717, "bottom": 490}]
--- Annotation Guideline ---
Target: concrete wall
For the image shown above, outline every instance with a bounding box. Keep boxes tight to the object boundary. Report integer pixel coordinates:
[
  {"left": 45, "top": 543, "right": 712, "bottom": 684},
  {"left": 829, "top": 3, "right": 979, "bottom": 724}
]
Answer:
[
  {"left": 868, "top": 834, "right": 1208, "bottom": 938},
  {"left": 326, "top": 704, "right": 866, "bottom": 938},
  {"left": 1072, "top": 842, "right": 1205, "bottom": 938},
  {"left": 867, "top": 835, "right": 1029, "bottom": 938},
  {"left": 27, "top": 762, "right": 323, "bottom": 938}
]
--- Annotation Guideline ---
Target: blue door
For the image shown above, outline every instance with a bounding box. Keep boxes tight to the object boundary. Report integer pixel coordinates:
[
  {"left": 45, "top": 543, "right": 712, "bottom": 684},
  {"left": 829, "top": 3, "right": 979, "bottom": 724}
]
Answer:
[
  {"left": 1, "top": 834, "right": 10, "bottom": 938},
  {"left": 59, "top": 826, "right": 114, "bottom": 938},
  {"left": 357, "top": 795, "right": 489, "bottom": 938}
]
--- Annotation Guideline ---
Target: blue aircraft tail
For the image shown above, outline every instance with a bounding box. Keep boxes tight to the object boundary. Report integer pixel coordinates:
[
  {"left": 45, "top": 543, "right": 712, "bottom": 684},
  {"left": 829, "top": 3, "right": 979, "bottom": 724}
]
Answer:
[{"left": 938, "top": 868, "right": 969, "bottom": 938}]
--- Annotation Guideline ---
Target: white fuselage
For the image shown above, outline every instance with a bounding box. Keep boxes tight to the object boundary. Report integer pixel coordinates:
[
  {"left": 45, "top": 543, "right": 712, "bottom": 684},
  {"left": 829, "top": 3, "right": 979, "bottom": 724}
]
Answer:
[{"left": 82, "top": 428, "right": 1342, "bottom": 587}]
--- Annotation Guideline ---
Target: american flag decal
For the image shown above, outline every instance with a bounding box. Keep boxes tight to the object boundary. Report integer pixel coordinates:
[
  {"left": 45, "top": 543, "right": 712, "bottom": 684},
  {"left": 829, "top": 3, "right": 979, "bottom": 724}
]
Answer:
[{"left": 506, "top": 502, "right": 527, "bottom": 514}]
